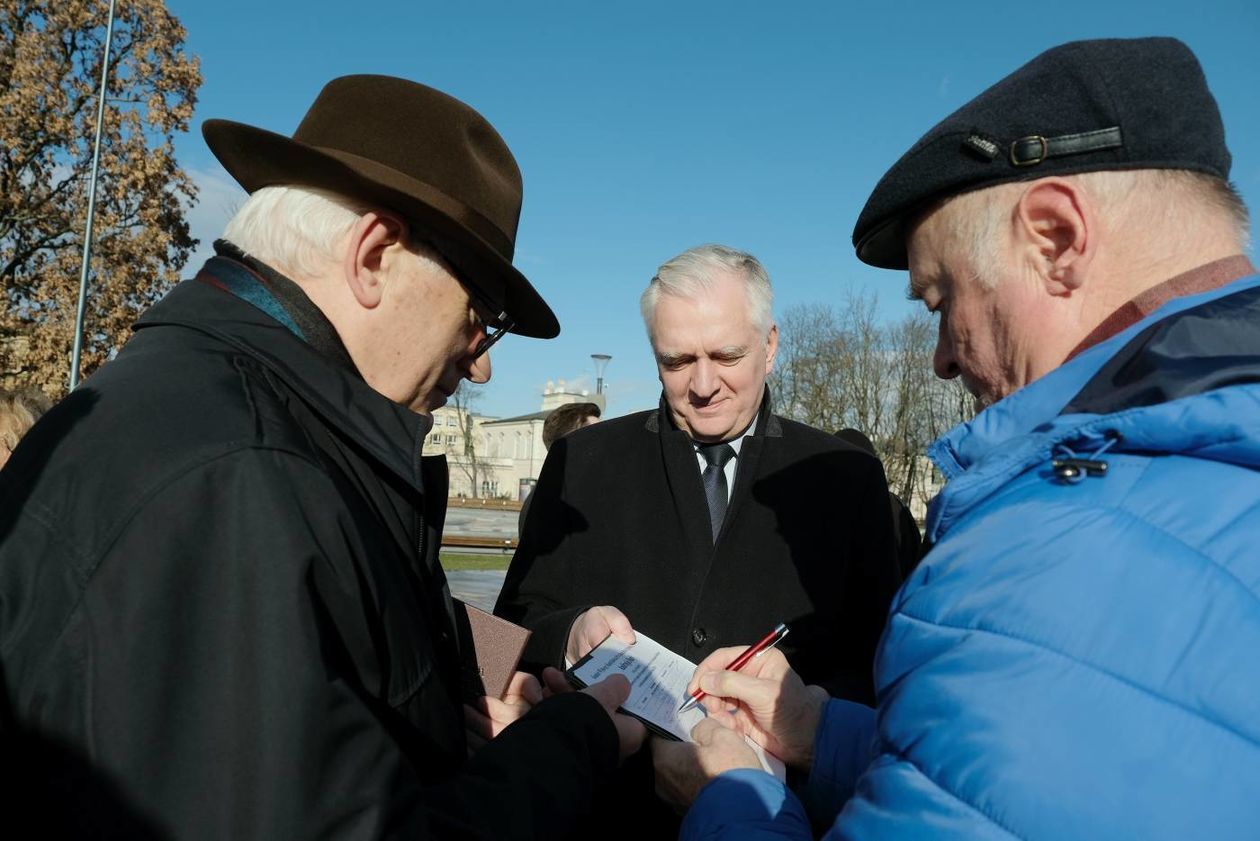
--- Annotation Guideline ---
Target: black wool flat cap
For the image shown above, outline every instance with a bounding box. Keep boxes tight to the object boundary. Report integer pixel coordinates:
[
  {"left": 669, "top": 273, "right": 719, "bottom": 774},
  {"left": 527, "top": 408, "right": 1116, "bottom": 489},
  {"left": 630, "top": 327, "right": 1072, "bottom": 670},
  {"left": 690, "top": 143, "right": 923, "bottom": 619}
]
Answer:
[{"left": 852, "top": 37, "right": 1231, "bottom": 270}]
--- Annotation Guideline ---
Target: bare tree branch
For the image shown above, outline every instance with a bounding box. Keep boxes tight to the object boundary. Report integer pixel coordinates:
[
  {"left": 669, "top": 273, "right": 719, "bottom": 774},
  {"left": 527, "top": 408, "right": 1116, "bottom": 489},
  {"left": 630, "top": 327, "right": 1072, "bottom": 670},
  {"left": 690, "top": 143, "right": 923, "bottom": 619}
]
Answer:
[{"left": 772, "top": 298, "right": 973, "bottom": 514}]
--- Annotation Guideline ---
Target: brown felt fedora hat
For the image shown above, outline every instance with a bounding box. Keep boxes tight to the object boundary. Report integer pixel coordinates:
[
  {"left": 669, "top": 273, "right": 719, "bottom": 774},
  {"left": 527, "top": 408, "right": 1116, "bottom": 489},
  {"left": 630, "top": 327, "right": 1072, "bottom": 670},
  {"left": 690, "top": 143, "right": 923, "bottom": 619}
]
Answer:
[{"left": 202, "top": 75, "right": 558, "bottom": 338}]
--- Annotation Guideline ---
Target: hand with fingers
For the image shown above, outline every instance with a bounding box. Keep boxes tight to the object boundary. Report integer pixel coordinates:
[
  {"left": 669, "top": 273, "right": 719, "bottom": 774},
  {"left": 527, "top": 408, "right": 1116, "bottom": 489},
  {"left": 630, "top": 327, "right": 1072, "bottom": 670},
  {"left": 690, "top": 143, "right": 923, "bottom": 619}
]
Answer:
[
  {"left": 686, "top": 646, "right": 829, "bottom": 771},
  {"left": 464, "top": 666, "right": 647, "bottom": 762},
  {"left": 464, "top": 670, "right": 545, "bottom": 753},
  {"left": 565, "top": 605, "right": 635, "bottom": 665},
  {"left": 651, "top": 720, "right": 763, "bottom": 811},
  {"left": 577, "top": 672, "right": 648, "bottom": 762}
]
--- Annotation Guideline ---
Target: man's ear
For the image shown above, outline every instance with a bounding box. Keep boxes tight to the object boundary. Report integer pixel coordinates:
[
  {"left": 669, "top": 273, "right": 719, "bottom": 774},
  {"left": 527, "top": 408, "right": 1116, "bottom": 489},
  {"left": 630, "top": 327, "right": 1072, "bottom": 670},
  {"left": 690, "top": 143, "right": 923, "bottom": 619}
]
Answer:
[
  {"left": 1016, "top": 178, "right": 1096, "bottom": 295},
  {"left": 764, "top": 323, "right": 779, "bottom": 373},
  {"left": 342, "top": 211, "right": 406, "bottom": 309}
]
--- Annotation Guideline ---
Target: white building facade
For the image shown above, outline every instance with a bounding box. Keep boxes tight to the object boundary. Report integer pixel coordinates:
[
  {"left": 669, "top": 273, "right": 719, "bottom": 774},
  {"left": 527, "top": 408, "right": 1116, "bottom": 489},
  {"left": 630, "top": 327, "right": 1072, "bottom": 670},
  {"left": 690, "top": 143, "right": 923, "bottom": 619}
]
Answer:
[{"left": 422, "top": 380, "right": 606, "bottom": 499}]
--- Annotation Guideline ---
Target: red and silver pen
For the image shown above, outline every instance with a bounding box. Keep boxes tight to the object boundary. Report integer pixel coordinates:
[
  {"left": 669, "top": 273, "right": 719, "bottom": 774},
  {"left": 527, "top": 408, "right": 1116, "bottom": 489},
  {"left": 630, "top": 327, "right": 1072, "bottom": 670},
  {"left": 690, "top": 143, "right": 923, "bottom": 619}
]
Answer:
[{"left": 678, "top": 622, "right": 790, "bottom": 713}]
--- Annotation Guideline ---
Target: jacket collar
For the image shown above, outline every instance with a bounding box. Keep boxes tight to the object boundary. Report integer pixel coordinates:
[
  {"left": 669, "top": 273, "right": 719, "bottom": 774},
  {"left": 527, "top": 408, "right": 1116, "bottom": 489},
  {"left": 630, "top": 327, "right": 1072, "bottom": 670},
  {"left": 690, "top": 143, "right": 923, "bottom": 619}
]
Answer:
[
  {"left": 926, "top": 273, "right": 1260, "bottom": 543},
  {"left": 135, "top": 261, "right": 432, "bottom": 492},
  {"left": 211, "top": 240, "right": 361, "bottom": 374}
]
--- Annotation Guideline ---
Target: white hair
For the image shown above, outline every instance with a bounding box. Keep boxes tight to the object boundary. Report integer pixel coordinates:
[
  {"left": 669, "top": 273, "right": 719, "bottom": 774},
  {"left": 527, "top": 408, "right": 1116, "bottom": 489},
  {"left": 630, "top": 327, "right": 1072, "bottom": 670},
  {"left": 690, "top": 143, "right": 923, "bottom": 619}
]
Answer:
[
  {"left": 943, "top": 169, "right": 1251, "bottom": 289},
  {"left": 640, "top": 244, "right": 774, "bottom": 338},
  {"left": 221, "top": 183, "right": 449, "bottom": 285}
]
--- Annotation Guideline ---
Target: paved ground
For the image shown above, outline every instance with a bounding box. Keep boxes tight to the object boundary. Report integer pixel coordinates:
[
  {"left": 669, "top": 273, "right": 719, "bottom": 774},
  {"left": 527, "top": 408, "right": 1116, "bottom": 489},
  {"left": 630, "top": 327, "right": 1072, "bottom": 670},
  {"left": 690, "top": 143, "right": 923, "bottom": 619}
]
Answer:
[
  {"left": 446, "top": 569, "right": 508, "bottom": 612},
  {"left": 442, "top": 508, "right": 516, "bottom": 609},
  {"left": 443, "top": 507, "right": 519, "bottom": 540}
]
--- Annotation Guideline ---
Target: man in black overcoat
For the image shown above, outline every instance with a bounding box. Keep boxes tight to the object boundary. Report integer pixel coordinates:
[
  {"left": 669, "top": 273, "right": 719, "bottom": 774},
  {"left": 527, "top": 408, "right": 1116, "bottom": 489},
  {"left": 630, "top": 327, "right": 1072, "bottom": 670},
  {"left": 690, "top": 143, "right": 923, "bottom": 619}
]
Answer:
[
  {"left": 495, "top": 244, "right": 902, "bottom": 832},
  {"left": 0, "top": 76, "right": 642, "bottom": 839}
]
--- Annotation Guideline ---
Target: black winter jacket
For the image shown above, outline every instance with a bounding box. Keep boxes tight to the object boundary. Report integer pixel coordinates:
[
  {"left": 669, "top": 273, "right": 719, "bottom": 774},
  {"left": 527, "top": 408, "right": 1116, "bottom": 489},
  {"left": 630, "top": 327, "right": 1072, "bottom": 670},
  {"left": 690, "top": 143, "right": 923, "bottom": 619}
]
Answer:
[{"left": 0, "top": 258, "right": 617, "bottom": 839}]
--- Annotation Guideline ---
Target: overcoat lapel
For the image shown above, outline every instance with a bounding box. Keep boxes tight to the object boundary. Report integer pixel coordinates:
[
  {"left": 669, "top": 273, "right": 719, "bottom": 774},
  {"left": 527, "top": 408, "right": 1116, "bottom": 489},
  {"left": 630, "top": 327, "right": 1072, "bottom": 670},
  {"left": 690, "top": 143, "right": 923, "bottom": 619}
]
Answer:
[
  {"left": 717, "top": 402, "right": 779, "bottom": 546},
  {"left": 648, "top": 406, "right": 717, "bottom": 564}
]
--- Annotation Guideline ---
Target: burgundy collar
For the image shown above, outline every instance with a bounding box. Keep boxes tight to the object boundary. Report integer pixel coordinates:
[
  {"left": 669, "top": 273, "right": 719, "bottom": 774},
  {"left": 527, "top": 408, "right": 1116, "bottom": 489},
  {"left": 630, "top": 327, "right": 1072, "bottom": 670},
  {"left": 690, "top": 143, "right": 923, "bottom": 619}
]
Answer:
[{"left": 1066, "top": 255, "right": 1257, "bottom": 361}]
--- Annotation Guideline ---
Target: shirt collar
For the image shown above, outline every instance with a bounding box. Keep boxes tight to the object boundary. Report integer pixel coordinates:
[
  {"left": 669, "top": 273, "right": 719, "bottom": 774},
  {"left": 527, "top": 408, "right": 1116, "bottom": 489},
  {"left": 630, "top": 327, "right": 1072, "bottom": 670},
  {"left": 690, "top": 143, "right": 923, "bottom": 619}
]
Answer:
[
  {"left": 691, "top": 411, "right": 759, "bottom": 456},
  {"left": 1066, "top": 254, "right": 1256, "bottom": 361}
]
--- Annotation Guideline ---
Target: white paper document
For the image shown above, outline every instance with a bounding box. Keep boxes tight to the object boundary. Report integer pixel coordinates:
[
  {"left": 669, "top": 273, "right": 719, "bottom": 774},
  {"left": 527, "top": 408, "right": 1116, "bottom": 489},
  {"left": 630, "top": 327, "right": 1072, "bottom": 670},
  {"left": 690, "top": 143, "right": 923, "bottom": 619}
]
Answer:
[{"left": 567, "top": 631, "right": 786, "bottom": 781}]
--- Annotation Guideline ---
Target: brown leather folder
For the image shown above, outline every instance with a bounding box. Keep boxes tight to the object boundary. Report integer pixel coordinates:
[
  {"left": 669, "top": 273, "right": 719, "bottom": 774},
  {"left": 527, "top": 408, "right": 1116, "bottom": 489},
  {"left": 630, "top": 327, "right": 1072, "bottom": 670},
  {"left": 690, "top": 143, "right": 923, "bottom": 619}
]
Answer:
[{"left": 454, "top": 599, "right": 532, "bottom": 700}]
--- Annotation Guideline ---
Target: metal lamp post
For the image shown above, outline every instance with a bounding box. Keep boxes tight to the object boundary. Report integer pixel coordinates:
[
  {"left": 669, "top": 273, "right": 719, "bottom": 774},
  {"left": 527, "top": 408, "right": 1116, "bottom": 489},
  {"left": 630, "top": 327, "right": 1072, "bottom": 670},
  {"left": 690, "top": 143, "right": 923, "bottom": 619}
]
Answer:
[
  {"left": 69, "top": 0, "right": 119, "bottom": 391},
  {"left": 590, "top": 353, "right": 611, "bottom": 395}
]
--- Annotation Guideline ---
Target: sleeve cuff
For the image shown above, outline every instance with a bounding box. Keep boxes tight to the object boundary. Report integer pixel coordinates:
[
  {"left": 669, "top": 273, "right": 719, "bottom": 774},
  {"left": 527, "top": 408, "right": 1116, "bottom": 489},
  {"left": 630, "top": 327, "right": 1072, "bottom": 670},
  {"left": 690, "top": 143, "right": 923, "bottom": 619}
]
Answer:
[
  {"left": 795, "top": 699, "right": 876, "bottom": 824},
  {"left": 680, "top": 769, "right": 811, "bottom": 841}
]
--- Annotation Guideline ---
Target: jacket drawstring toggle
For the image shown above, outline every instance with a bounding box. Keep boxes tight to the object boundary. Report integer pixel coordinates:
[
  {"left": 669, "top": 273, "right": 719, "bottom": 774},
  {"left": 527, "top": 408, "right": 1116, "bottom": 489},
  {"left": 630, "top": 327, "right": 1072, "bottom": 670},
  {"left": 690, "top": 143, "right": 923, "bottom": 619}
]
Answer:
[{"left": 1051, "top": 435, "right": 1120, "bottom": 484}]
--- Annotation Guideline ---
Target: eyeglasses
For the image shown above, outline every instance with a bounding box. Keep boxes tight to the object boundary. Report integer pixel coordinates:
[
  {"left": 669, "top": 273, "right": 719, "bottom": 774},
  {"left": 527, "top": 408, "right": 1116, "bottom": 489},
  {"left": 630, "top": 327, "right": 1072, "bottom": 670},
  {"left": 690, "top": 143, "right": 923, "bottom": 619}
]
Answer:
[
  {"left": 465, "top": 283, "right": 514, "bottom": 360},
  {"left": 420, "top": 236, "right": 514, "bottom": 361}
]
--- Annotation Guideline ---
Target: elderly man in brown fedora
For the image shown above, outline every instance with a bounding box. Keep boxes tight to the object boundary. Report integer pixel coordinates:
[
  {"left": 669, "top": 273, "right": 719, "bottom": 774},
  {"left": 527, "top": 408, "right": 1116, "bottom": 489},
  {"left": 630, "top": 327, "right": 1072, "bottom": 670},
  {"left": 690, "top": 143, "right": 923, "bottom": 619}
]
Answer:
[{"left": 0, "top": 76, "right": 643, "bottom": 838}]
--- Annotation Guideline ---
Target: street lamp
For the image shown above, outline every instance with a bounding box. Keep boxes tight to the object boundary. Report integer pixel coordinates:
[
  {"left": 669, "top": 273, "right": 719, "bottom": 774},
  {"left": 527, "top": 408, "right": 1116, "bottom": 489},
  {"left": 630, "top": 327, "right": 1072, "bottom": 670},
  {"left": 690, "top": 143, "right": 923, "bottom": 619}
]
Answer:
[{"left": 590, "top": 353, "right": 612, "bottom": 395}]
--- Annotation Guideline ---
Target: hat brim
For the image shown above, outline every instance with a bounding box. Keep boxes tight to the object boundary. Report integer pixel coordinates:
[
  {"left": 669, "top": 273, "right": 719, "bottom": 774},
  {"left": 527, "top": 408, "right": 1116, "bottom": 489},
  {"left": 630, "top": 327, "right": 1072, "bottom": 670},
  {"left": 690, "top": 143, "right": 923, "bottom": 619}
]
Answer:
[
  {"left": 854, "top": 216, "right": 910, "bottom": 271},
  {"left": 202, "top": 119, "right": 559, "bottom": 339}
]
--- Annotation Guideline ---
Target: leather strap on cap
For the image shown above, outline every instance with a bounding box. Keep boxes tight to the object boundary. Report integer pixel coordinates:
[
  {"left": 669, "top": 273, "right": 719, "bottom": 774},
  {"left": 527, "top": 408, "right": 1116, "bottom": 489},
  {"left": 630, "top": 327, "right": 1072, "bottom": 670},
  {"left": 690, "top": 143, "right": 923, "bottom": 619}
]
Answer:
[{"left": 1010, "top": 126, "right": 1124, "bottom": 166}]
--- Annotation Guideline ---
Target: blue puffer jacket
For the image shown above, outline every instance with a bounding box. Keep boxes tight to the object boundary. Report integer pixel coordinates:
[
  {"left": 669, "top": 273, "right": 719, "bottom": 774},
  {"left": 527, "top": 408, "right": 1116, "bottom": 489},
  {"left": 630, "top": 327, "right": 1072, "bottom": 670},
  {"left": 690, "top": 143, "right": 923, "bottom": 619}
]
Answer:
[{"left": 682, "top": 274, "right": 1260, "bottom": 840}]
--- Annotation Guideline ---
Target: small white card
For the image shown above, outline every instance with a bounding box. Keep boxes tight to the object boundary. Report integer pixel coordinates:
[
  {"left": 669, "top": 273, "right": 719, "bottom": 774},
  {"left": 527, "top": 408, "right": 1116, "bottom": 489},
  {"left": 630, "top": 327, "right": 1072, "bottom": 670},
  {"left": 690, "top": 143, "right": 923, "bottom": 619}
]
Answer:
[{"left": 567, "top": 630, "right": 786, "bottom": 781}]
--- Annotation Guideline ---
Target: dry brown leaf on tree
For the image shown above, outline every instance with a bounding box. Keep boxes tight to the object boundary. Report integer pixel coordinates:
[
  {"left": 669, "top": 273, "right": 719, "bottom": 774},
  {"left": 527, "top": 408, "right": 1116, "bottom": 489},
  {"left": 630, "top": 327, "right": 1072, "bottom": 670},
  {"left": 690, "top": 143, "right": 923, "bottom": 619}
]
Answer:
[{"left": 1, "top": 0, "right": 201, "bottom": 396}]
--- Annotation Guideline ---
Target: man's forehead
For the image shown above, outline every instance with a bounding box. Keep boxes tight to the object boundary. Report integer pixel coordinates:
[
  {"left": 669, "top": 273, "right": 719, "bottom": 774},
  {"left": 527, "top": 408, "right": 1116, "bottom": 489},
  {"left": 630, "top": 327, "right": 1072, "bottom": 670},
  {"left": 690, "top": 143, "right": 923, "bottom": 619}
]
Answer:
[
  {"left": 654, "top": 281, "right": 753, "bottom": 322},
  {"left": 651, "top": 318, "right": 759, "bottom": 360}
]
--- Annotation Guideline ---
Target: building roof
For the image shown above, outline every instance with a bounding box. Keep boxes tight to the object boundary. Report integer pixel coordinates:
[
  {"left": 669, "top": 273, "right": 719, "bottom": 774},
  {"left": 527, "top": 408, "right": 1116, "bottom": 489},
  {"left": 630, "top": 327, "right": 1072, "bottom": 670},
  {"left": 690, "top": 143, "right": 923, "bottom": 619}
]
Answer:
[{"left": 481, "top": 410, "right": 550, "bottom": 426}]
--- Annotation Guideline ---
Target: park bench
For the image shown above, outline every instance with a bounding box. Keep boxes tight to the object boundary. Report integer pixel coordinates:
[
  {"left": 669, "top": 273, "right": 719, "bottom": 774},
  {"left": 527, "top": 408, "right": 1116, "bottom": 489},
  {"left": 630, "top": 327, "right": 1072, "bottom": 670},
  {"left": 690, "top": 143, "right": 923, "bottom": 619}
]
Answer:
[{"left": 441, "top": 534, "right": 519, "bottom": 554}]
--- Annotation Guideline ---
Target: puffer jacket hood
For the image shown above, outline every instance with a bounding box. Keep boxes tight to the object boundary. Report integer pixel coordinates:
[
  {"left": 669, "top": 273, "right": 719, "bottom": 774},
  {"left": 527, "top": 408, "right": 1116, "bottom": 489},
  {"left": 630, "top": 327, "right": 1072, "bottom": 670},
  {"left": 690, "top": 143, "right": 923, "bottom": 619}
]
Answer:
[{"left": 927, "top": 274, "right": 1260, "bottom": 544}]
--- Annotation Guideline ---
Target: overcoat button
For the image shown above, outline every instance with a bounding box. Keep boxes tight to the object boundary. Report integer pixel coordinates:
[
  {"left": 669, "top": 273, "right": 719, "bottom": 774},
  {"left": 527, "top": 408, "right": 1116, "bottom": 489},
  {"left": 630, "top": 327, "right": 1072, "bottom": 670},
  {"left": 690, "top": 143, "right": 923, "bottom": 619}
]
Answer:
[{"left": 692, "top": 627, "right": 707, "bottom": 646}]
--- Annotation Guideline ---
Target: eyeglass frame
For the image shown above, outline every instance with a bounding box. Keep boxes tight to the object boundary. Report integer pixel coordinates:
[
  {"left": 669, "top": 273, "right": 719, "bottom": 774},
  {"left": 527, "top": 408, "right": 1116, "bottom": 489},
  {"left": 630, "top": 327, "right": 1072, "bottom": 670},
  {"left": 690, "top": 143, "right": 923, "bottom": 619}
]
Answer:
[
  {"left": 413, "top": 233, "right": 515, "bottom": 360},
  {"left": 464, "top": 282, "right": 514, "bottom": 360}
]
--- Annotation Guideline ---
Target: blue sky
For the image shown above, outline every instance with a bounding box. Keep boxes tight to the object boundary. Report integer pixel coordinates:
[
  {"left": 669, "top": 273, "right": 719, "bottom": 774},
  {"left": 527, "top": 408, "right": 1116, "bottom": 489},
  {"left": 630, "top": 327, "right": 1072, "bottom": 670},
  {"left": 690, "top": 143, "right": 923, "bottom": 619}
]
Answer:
[{"left": 167, "top": 0, "right": 1260, "bottom": 419}]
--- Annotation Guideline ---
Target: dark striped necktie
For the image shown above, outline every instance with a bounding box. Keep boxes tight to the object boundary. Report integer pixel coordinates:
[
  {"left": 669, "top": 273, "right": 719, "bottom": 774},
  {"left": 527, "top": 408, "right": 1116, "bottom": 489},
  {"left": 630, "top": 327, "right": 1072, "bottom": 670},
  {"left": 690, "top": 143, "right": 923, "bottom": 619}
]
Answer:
[{"left": 699, "top": 442, "right": 736, "bottom": 542}]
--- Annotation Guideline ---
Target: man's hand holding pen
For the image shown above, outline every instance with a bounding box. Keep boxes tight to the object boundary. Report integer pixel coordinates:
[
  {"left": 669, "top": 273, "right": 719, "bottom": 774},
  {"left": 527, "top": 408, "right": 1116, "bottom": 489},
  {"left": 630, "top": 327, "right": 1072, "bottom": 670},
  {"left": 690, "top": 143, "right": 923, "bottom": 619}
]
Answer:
[
  {"left": 651, "top": 646, "right": 830, "bottom": 809},
  {"left": 686, "top": 647, "right": 828, "bottom": 771}
]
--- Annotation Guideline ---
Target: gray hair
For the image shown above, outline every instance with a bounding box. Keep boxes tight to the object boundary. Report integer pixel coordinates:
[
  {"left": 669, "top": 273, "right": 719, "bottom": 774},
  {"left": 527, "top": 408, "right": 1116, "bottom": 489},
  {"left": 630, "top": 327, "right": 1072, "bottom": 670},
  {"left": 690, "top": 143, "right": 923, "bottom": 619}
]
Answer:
[
  {"left": 640, "top": 244, "right": 775, "bottom": 338},
  {"left": 223, "top": 185, "right": 375, "bottom": 277},
  {"left": 944, "top": 169, "right": 1251, "bottom": 289},
  {"left": 222, "top": 185, "right": 447, "bottom": 278}
]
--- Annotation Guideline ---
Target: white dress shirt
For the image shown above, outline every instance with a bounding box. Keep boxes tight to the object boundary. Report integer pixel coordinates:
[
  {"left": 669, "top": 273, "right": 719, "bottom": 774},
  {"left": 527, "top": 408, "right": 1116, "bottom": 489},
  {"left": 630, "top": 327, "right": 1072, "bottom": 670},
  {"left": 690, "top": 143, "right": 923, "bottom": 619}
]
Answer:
[{"left": 691, "top": 413, "right": 759, "bottom": 503}]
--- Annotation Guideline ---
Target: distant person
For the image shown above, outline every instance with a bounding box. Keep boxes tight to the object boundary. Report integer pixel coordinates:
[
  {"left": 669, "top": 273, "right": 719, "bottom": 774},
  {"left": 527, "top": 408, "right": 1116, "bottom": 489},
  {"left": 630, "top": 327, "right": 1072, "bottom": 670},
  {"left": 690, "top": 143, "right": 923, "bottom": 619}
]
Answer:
[
  {"left": 0, "top": 74, "right": 643, "bottom": 839},
  {"left": 0, "top": 388, "right": 52, "bottom": 469},
  {"left": 519, "top": 401, "right": 602, "bottom": 533},
  {"left": 496, "top": 243, "right": 901, "bottom": 836},
  {"left": 542, "top": 401, "right": 601, "bottom": 450},
  {"left": 654, "top": 37, "right": 1260, "bottom": 840},
  {"left": 834, "top": 427, "right": 922, "bottom": 578}
]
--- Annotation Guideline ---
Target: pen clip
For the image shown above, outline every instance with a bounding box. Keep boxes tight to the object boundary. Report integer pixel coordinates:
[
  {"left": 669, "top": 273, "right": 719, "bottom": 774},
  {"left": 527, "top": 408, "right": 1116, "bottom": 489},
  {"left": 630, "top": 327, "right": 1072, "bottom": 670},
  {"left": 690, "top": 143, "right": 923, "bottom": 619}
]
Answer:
[{"left": 754, "top": 625, "right": 789, "bottom": 657}]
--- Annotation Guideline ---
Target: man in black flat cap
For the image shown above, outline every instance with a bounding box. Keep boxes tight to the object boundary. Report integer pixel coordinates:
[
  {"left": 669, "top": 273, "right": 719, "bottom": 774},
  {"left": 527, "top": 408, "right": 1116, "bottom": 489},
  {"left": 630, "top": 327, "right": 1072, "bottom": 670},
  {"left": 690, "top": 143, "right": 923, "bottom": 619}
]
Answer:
[
  {"left": 653, "top": 37, "right": 1260, "bottom": 840},
  {"left": 0, "top": 76, "right": 644, "bottom": 839}
]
